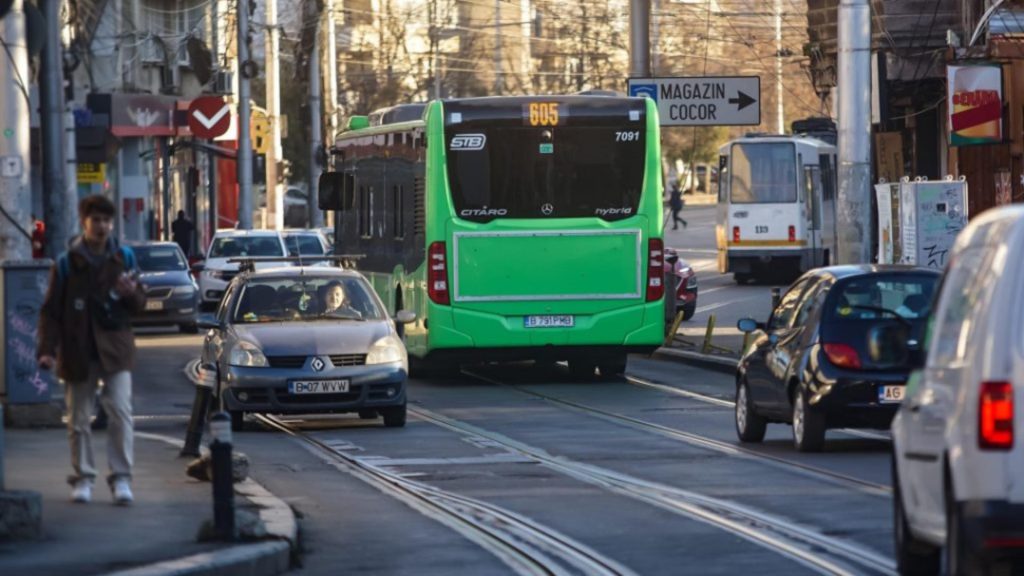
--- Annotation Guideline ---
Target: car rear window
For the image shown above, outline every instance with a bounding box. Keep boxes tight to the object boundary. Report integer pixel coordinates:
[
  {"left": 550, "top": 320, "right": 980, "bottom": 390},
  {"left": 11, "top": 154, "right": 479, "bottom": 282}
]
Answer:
[
  {"left": 827, "top": 275, "right": 939, "bottom": 321},
  {"left": 283, "top": 234, "right": 326, "bottom": 256},
  {"left": 209, "top": 236, "right": 284, "bottom": 258},
  {"left": 233, "top": 276, "right": 384, "bottom": 323},
  {"left": 134, "top": 246, "right": 186, "bottom": 271}
]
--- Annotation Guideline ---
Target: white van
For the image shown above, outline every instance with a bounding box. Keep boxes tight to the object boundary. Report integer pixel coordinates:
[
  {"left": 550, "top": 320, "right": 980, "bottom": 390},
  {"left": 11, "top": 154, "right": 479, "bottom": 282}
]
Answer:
[{"left": 891, "top": 206, "right": 1024, "bottom": 575}]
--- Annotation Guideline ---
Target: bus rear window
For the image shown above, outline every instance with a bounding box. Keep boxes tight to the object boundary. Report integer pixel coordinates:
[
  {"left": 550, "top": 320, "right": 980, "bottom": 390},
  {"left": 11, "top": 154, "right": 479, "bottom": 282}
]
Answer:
[
  {"left": 445, "top": 125, "right": 646, "bottom": 222},
  {"left": 729, "top": 142, "right": 797, "bottom": 204}
]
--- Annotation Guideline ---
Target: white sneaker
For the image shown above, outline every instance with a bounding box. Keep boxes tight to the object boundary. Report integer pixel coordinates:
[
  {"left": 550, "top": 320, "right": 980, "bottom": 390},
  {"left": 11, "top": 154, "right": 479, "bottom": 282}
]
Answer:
[
  {"left": 71, "top": 480, "right": 93, "bottom": 503},
  {"left": 112, "top": 479, "right": 133, "bottom": 506}
]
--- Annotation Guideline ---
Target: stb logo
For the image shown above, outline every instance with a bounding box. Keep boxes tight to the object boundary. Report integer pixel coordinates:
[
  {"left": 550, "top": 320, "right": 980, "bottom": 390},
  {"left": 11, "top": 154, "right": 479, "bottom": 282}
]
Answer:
[
  {"left": 629, "top": 83, "right": 658, "bottom": 102},
  {"left": 450, "top": 134, "right": 487, "bottom": 151}
]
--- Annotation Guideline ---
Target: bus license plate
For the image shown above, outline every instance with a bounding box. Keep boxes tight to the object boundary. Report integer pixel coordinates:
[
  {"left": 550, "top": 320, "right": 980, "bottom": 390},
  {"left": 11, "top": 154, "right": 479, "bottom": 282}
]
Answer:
[
  {"left": 289, "top": 380, "right": 350, "bottom": 394},
  {"left": 878, "top": 385, "right": 905, "bottom": 404},
  {"left": 524, "top": 315, "right": 574, "bottom": 328}
]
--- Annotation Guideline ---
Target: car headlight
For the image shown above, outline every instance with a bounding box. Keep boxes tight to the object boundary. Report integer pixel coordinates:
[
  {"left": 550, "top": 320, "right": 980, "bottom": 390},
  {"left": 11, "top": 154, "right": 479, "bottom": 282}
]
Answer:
[
  {"left": 686, "top": 274, "right": 698, "bottom": 289},
  {"left": 173, "top": 284, "right": 196, "bottom": 296},
  {"left": 229, "top": 341, "right": 268, "bottom": 367},
  {"left": 366, "top": 335, "right": 407, "bottom": 370}
]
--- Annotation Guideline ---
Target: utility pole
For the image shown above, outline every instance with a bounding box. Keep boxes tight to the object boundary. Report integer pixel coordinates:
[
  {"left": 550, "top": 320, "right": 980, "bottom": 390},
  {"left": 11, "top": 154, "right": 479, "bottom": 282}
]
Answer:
[
  {"left": 64, "top": 108, "right": 78, "bottom": 237},
  {"left": 0, "top": 0, "right": 32, "bottom": 260},
  {"left": 629, "top": 0, "right": 651, "bottom": 78},
  {"left": 237, "top": 0, "right": 254, "bottom": 230},
  {"left": 324, "top": 0, "right": 338, "bottom": 138},
  {"left": 266, "top": 0, "right": 283, "bottom": 230},
  {"left": 309, "top": 25, "right": 324, "bottom": 228},
  {"left": 774, "top": 0, "right": 784, "bottom": 133},
  {"left": 493, "top": 0, "right": 503, "bottom": 93},
  {"left": 40, "top": 0, "right": 70, "bottom": 255},
  {"left": 431, "top": 0, "right": 441, "bottom": 99},
  {"left": 836, "top": 0, "right": 872, "bottom": 264},
  {"left": 651, "top": 0, "right": 659, "bottom": 74}
]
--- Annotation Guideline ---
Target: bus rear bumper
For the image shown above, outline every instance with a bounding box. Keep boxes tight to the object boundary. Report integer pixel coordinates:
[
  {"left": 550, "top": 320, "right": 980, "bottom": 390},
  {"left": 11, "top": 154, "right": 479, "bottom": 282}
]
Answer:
[
  {"left": 422, "top": 345, "right": 660, "bottom": 364},
  {"left": 727, "top": 249, "right": 815, "bottom": 274}
]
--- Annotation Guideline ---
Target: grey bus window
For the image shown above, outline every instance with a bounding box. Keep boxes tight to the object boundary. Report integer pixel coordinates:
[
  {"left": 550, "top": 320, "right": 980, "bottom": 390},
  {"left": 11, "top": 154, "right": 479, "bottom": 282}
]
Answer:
[{"left": 729, "top": 142, "right": 797, "bottom": 204}]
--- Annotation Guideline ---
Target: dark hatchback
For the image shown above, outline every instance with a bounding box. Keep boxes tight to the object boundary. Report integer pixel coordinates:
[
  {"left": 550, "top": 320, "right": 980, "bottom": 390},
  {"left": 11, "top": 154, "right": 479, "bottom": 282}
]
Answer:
[
  {"left": 734, "top": 265, "right": 940, "bottom": 452},
  {"left": 131, "top": 242, "right": 200, "bottom": 333}
]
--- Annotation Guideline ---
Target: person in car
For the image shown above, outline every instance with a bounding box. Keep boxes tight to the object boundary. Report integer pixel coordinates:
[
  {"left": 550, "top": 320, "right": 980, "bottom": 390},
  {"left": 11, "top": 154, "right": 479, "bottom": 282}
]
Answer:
[{"left": 321, "top": 281, "right": 361, "bottom": 318}]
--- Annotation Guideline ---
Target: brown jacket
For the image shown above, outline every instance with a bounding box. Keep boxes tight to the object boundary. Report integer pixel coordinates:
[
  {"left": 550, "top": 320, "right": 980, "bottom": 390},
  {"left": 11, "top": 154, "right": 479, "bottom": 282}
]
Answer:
[{"left": 37, "top": 237, "right": 146, "bottom": 382}]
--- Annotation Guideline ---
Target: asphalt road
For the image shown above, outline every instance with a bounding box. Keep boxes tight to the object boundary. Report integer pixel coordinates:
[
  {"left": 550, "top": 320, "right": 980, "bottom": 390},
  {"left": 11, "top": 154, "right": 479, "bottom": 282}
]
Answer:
[
  {"left": 129, "top": 326, "right": 896, "bottom": 576},
  {"left": 667, "top": 205, "right": 785, "bottom": 346}
]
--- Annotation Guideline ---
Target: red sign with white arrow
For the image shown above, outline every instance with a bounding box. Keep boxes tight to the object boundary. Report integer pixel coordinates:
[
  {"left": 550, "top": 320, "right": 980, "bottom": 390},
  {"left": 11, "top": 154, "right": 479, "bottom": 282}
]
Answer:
[{"left": 187, "top": 96, "right": 231, "bottom": 139}]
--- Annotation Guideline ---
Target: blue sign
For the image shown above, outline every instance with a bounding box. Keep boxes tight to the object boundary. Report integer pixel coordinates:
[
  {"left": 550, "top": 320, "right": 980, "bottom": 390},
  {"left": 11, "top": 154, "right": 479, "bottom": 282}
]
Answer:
[{"left": 629, "top": 83, "right": 658, "bottom": 102}]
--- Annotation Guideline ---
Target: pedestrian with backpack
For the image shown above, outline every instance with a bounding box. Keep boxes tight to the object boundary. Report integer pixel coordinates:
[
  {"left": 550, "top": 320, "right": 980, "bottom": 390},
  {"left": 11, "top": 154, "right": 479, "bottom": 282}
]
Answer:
[{"left": 37, "top": 195, "right": 146, "bottom": 505}]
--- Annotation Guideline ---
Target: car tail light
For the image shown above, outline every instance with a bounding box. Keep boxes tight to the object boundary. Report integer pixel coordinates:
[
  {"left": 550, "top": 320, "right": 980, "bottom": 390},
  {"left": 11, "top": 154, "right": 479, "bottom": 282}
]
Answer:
[
  {"left": 984, "top": 537, "right": 1024, "bottom": 549},
  {"left": 733, "top": 226, "right": 741, "bottom": 243},
  {"left": 427, "top": 241, "right": 450, "bottom": 305},
  {"left": 823, "top": 343, "right": 861, "bottom": 369},
  {"left": 646, "top": 238, "right": 664, "bottom": 302},
  {"left": 979, "top": 381, "right": 1013, "bottom": 450},
  {"left": 788, "top": 225, "right": 796, "bottom": 242}
]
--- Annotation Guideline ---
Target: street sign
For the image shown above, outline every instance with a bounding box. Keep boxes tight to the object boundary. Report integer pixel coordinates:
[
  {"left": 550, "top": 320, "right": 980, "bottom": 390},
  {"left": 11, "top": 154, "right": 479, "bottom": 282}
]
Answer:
[
  {"left": 77, "top": 162, "right": 106, "bottom": 184},
  {"left": 252, "top": 110, "right": 270, "bottom": 154},
  {"left": 188, "top": 96, "right": 231, "bottom": 139},
  {"left": 628, "top": 77, "right": 761, "bottom": 127}
]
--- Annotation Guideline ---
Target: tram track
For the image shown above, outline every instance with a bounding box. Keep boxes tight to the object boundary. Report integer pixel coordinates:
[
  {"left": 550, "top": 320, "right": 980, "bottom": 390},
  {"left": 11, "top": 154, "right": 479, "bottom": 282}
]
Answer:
[
  {"left": 409, "top": 404, "right": 896, "bottom": 576},
  {"left": 460, "top": 369, "right": 891, "bottom": 498},
  {"left": 254, "top": 413, "right": 636, "bottom": 576}
]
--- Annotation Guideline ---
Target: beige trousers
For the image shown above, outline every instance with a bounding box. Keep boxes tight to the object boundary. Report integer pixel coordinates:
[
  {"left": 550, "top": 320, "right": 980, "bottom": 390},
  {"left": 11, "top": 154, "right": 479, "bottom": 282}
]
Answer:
[{"left": 66, "top": 364, "right": 133, "bottom": 486}]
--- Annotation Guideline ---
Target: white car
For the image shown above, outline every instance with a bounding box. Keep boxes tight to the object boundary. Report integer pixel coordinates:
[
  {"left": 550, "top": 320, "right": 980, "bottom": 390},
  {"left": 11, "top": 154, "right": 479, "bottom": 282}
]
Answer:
[
  {"left": 281, "top": 229, "right": 331, "bottom": 260},
  {"left": 892, "top": 206, "right": 1024, "bottom": 575},
  {"left": 197, "top": 229, "right": 289, "bottom": 306}
]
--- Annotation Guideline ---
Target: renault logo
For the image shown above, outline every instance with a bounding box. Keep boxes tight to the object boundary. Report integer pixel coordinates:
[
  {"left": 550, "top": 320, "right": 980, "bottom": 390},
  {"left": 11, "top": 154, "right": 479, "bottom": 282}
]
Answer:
[
  {"left": 541, "top": 203, "right": 554, "bottom": 215},
  {"left": 311, "top": 357, "right": 326, "bottom": 372}
]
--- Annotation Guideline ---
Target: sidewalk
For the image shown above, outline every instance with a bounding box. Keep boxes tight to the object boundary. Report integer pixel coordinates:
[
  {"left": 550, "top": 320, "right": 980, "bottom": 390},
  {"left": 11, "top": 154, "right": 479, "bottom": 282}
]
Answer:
[{"left": 0, "top": 425, "right": 291, "bottom": 576}]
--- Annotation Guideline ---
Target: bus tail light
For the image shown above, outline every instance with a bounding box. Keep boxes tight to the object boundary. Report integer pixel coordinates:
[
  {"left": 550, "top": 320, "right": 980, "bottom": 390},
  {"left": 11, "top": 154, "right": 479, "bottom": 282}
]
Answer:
[
  {"left": 788, "top": 225, "right": 796, "bottom": 242},
  {"left": 646, "top": 238, "right": 664, "bottom": 302},
  {"left": 427, "top": 241, "right": 450, "bottom": 305},
  {"left": 732, "top": 226, "right": 740, "bottom": 243},
  {"left": 823, "top": 343, "right": 861, "bottom": 369},
  {"left": 979, "top": 381, "right": 1013, "bottom": 450}
]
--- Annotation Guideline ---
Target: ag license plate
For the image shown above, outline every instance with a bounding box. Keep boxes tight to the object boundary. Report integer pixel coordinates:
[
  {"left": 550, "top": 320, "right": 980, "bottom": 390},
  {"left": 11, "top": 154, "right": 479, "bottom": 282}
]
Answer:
[
  {"left": 145, "top": 300, "right": 164, "bottom": 311},
  {"left": 878, "top": 385, "right": 905, "bottom": 404},
  {"left": 524, "top": 315, "right": 574, "bottom": 328},
  {"left": 289, "top": 380, "right": 350, "bottom": 394}
]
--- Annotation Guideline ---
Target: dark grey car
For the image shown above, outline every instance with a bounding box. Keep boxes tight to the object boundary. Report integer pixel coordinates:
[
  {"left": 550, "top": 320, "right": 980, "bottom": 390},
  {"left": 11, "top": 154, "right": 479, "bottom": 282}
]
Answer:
[
  {"left": 130, "top": 242, "right": 200, "bottom": 332},
  {"left": 199, "top": 265, "right": 415, "bottom": 430}
]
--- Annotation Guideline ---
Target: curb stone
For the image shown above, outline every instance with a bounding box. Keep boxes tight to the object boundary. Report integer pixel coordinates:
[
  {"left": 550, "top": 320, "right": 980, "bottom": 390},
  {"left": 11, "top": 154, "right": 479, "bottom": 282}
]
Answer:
[
  {"left": 653, "top": 347, "right": 739, "bottom": 375},
  {"left": 124, "top": 432, "right": 299, "bottom": 576}
]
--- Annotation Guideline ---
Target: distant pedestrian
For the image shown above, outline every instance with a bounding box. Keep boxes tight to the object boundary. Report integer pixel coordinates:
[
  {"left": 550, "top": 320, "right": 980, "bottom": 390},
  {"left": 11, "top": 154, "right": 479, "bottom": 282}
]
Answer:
[
  {"left": 31, "top": 216, "right": 45, "bottom": 259},
  {"left": 37, "top": 195, "right": 145, "bottom": 505},
  {"left": 171, "top": 210, "right": 194, "bottom": 257},
  {"left": 669, "top": 185, "right": 687, "bottom": 230}
]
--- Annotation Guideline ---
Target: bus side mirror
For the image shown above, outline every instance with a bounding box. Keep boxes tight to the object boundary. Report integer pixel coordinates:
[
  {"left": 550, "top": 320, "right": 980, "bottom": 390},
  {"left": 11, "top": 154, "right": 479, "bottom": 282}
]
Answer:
[{"left": 318, "top": 172, "right": 355, "bottom": 211}]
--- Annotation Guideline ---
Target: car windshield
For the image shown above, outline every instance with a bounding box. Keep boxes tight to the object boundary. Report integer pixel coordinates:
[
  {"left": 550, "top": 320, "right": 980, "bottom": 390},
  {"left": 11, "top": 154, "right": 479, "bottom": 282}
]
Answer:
[
  {"left": 208, "top": 236, "right": 284, "bottom": 258},
  {"left": 232, "top": 276, "right": 385, "bottom": 323},
  {"left": 828, "top": 275, "right": 939, "bottom": 321},
  {"left": 283, "top": 234, "right": 326, "bottom": 256},
  {"left": 133, "top": 245, "right": 187, "bottom": 272}
]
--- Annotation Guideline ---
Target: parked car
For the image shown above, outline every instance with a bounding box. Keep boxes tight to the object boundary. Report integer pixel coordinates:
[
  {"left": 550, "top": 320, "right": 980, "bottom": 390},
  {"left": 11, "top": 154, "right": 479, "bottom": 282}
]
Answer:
[
  {"left": 735, "top": 265, "right": 940, "bottom": 452},
  {"left": 195, "top": 229, "right": 289, "bottom": 308},
  {"left": 199, "top": 262, "right": 416, "bottom": 431},
  {"left": 281, "top": 229, "right": 331, "bottom": 260},
  {"left": 130, "top": 242, "right": 199, "bottom": 333},
  {"left": 892, "top": 206, "right": 1024, "bottom": 575},
  {"left": 666, "top": 248, "right": 698, "bottom": 321}
]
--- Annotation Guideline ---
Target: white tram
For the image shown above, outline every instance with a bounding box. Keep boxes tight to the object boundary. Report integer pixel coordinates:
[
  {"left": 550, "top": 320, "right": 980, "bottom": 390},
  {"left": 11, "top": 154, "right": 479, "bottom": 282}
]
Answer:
[{"left": 716, "top": 134, "right": 838, "bottom": 284}]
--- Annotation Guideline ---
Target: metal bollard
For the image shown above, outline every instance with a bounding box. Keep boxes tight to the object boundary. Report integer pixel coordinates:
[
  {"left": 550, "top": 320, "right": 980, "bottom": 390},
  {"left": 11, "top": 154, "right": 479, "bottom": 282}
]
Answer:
[
  {"left": 181, "top": 364, "right": 216, "bottom": 458},
  {"left": 208, "top": 412, "right": 236, "bottom": 541},
  {"left": 702, "top": 314, "right": 717, "bottom": 354},
  {"left": 770, "top": 287, "right": 781, "bottom": 311}
]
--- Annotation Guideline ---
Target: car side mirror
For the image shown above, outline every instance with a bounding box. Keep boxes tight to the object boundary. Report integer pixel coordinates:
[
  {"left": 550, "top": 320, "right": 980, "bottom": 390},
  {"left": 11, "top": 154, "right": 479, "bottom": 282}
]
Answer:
[
  {"left": 665, "top": 252, "right": 679, "bottom": 265},
  {"left": 867, "top": 323, "right": 915, "bottom": 367},
  {"left": 737, "top": 318, "right": 764, "bottom": 333},
  {"left": 191, "top": 262, "right": 206, "bottom": 273},
  {"left": 395, "top": 310, "right": 416, "bottom": 324},
  {"left": 197, "top": 314, "right": 220, "bottom": 330}
]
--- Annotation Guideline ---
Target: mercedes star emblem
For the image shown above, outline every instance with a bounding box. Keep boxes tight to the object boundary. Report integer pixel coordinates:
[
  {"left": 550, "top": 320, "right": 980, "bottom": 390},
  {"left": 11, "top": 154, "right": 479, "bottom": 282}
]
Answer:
[
  {"left": 311, "top": 357, "right": 326, "bottom": 372},
  {"left": 541, "top": 203, "right": 554, "bottom": 215}
]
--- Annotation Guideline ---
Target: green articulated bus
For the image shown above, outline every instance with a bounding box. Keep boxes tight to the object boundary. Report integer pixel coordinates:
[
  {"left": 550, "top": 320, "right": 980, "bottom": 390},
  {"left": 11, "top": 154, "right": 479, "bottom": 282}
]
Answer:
[{"left": 318, "top": 95, "right": 665, "bottom": 377}]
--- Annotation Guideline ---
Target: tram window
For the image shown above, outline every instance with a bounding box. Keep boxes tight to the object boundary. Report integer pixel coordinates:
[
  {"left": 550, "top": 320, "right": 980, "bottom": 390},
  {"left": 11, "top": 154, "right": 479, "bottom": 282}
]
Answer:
[
  {"left": 718, "top": 155, "right": 728, "bottom": 202},
  {"left": 729, "top": 142, "right": 797, "bottom": 204},
  {"left": 819, "top": 154, "right": 836, "bottom": 201}
]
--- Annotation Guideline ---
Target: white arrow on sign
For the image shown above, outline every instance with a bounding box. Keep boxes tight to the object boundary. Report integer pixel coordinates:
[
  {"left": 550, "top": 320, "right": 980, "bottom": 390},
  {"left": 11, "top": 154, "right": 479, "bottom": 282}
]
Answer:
[{"left": 192, "top": 105, "right": 230, "bottom": 130}]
